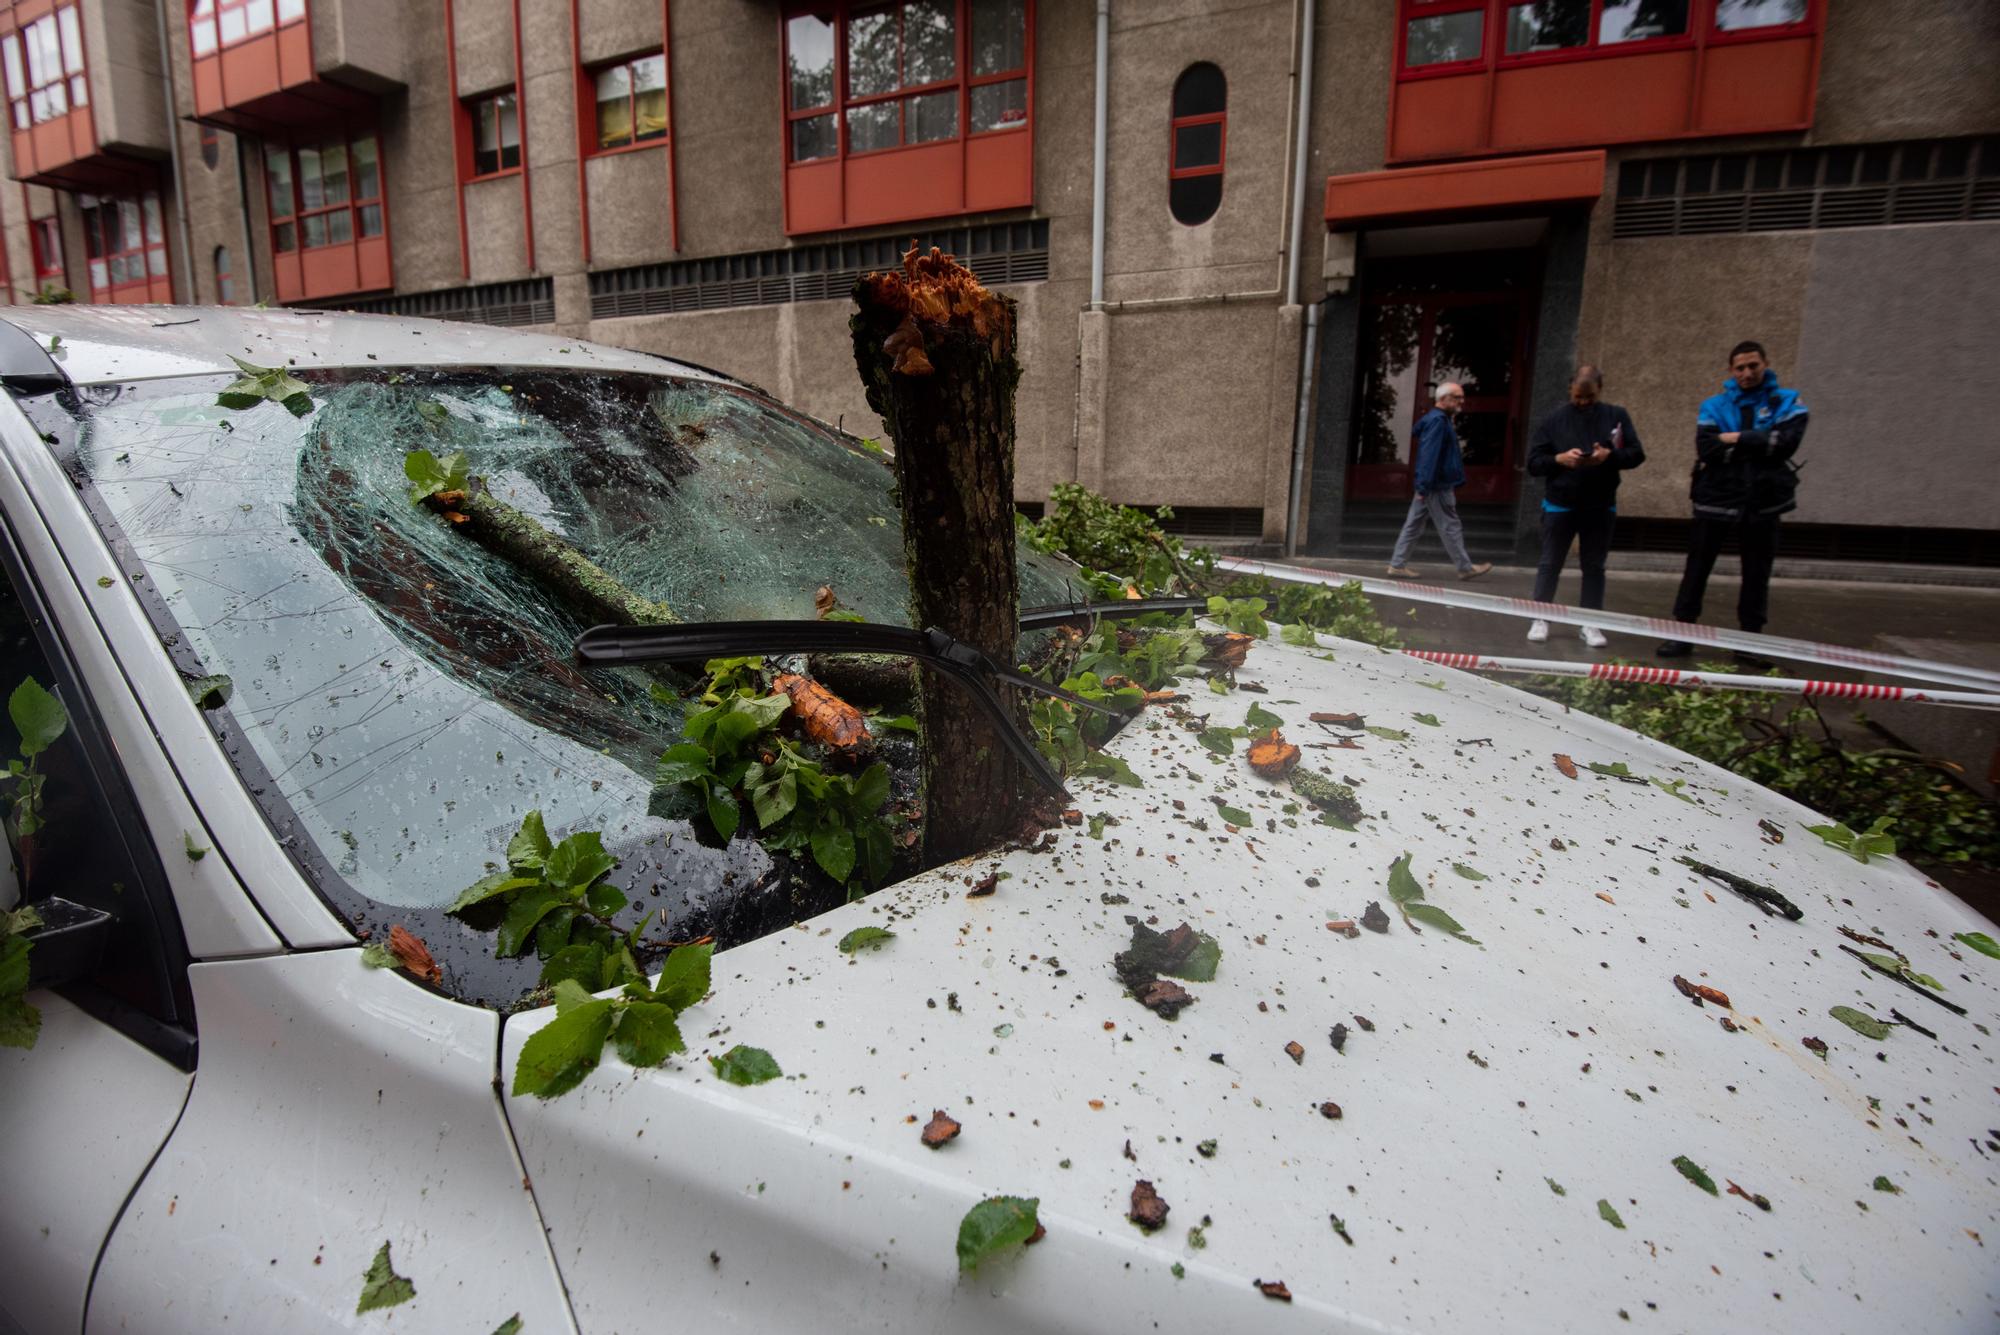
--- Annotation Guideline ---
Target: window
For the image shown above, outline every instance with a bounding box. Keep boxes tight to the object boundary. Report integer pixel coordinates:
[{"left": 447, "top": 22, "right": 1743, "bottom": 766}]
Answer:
[
  {"left": 199, "top": 123, "right": 220, "bottom": 170},
  {"left": 1404, "top": 4, "right": 1483, "bottom": 69},
  {"left": 3, "top": 5, "right": 88, "bottom": 131},
  {"left": 29, "top": 217, "right": 63, "bottom": 292},
  {"left": 1504, "top": 0, "right": 1689, "bottom": 56},
  {"left": 266, "top": 134, "right": 385, "bottom": 255},
  {"left": 1169, "top": 63, "right": 1224, "bottom": 227},
  {"left": 188, "top": 0, "right": 307, "bottom": 58},
  {"left": 214, "top": 245, "right": 234, "bottom": 304},
  {"left": 592, "top": 52, "right": 667, "bottom": 152},
  {"left": 1712, "top": 0, "right": 1807, "bottom": 31},
  {"left": 78, "top": 191, "right": 168, "bottom": 302},
  {"left": 468, "top": 90, "right": 521, "bottom": 177},
  {"left": 782, "top": 0, "right": 1028, "bottom": 164}
]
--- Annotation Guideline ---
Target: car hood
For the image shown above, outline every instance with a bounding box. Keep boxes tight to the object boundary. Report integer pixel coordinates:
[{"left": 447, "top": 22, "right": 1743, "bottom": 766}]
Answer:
[{"left": 503, "top": 626, "right": 2000, "bottom": 1333}]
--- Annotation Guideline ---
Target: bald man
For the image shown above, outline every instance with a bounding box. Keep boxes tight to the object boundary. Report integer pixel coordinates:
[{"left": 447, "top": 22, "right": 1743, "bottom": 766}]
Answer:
[{"left": 1387, "top": 382, "right": 1493, "bottom": 580}]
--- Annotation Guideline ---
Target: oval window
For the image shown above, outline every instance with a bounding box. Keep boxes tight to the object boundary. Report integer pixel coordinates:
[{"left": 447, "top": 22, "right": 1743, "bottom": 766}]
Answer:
[{"left": 1169, "top": 62, "right": 1225, "bottom": 226}]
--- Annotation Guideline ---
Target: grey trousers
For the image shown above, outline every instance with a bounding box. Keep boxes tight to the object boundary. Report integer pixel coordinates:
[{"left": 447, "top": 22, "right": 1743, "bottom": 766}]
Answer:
[{"left": 1389, "top": 490, "right": 1474, "bottom": 571}]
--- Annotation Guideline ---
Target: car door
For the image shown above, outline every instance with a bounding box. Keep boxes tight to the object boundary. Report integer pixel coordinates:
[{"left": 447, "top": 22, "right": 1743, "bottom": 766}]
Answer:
[{"left": 0, "top": 508, "right": 196, "bottom": 1335}]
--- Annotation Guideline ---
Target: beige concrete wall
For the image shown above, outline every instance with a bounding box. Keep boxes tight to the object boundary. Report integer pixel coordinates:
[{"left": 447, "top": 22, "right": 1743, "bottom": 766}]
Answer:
[
  {"left": 451, "top": 0, "right": 516, "bottom": 98},
  {"left": 380, "top": 7, "right": 464, "bottom": 294},
  {"left": 463, "top": 176, "right": 527, "bottom": 283},
  {"left": 1813, "top": 0, "right": 2000, "bottom": 145},
  {"left": 85, "top": 0, "right": 170, "bottom": 157},
  {"left": 583, "top": 150, "right": 674, "bottom": 271},
  {"left": 310, "top": 0, "right": 408, "bottom": 93},
  {"left": 667, "top": 0, "right": 787, "bottom": 257},
  {"left": 578, "top": 0, "right": 661, "bottom": 68}
]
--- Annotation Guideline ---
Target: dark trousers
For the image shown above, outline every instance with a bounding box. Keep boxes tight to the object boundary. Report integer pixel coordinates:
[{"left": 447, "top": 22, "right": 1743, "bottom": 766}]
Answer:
[
  {"left": 1672, "top": 513, "right": 1780, "bottom": 632},
  {"left": 1531, "top": 507, "right": 1615, "bottom": 609}
]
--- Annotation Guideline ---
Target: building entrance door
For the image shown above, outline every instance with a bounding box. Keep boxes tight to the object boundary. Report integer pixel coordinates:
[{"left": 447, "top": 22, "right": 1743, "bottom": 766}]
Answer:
[{"left": 1346, "top": 258, "right": 1534, "bottom": 506}]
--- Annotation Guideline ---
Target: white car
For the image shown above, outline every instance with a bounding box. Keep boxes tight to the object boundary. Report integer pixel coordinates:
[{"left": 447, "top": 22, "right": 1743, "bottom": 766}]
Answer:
[{"left": 1, "top": 307, "right": 1995, "bottom": 1335}]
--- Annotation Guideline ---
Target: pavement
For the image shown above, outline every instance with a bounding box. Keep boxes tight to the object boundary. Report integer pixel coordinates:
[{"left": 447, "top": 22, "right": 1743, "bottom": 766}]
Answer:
[{"left": 1284, "top": 554, "right": 2000, "bottom": 916}]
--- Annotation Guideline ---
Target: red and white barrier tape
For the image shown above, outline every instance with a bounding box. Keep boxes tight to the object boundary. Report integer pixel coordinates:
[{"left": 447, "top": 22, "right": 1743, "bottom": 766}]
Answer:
[
  {"left": 1401, "top": 649, "right": 2000, "bottom": 712},
  {"left": 1217, "top": 555, "right": 2000, "bottom": 694}
]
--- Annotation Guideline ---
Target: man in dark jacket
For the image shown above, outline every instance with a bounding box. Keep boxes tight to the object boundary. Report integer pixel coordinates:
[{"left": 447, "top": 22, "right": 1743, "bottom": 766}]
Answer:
[
  {"left": 1523, "top": 364, "right": 1643, "bottom": 648},
  {"left": 1386, "top": 383, "right": 1493, "bottom": 580},
  {"left": 1657, "top": 340, "right": 1808, "bottom": 659}
]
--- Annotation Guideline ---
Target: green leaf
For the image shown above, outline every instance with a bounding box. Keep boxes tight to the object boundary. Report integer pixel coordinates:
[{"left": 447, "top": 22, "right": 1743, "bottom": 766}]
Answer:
[
  {"left": 1953, "top": 931, "right": 2000, "bottom": 960},
  {"left": 612, "top": 1001, "right": 685, "bottom": 1068},
  {"left": 1855, "top": 950, "right": 1904, "bottom": 974},
  {"left": 1871, "top": 1175, "right": 1901, "bottom": 1194},
  {"left": 183, "top": 831, "right": 208, "bottom": 862},
  {"left": 355, "top": 1240, "right": 417, "bottom": 1314},
  {"left": 1197, "top": 728, "right": 1235, "bottom": 756},
  {"left": 544, "top": 830, "right": 616, "bottom": 891},
  {"left": 709, "top": 1044, "right": 782, "bottom": 1086},
  {"left": 752, "top": 769, "right": 798, "bottom": 828},
  {"left": 9, "top": 678, "right": 66, "bottom": 757},
  {"left": 583, "top": 880, "right": 627, "bottom": 917},
  {"left": 1386, "top": 852, "right": 1424, "bottom": 904},
  {"left": 1452, "top": 862, "right": 1488, "bottom": 881},
  {"left": 838, "top": 926, "right": 896, "bottom": 954},
  {"left": 1083, "top": 752, "right": 1143, "bottom": 788},
  {"left": 359, "top": 941, "right": 397, "bottom": 970},
  {"left": 1244, "top": 702, "right": 1284, "bottom": 730},
  {"left": 511, "top": 997, "right": 616, "bottom": 1097},
  {"left": 706, "top": 787, "right": 740, "bottom": 841},
  {"left": 1163, "top": 931, "right": 1222, "bottom": 982},
  {"left": 1545, "top": 1177, "right": 1567, "bottom": 1196},
  {"left": 1280, "top": 622, "right": 1318, "bottom": 647},
  {"left": 185, "top": 673, "right": 233, "bottom": 710},
  {"left": 1650, "top": 777, "right": 1697, "bottom": 804},
  {"left": 402, "top": 447, "right": 467, "bottom": 502},
  {"left": 1828, "top": 1005, "right": 1892, "bottom": 1040},
  {"left": 1365, "top": 725, "right": 1409, "bottom": 742},
  {"left": 955, "top": 1195, "right": 1041, "bottom": 1272},
  {"left": 1587, "top": 761, "right": 1632, "bottom": 776},
  {"left": 497, "top": 888, "right": 566, "bottom": 957},
  {"left": 506, "top": 810, "right": 553, "bottom": 871},
  {"left": 1416, "top": 678, "right": 1446, "bottom": 690},
  {"left": 1403, "top": 900, "right": 1480, "bottom": 944},
  {"left": 1214, "top": 803, "right": 1253, "bottom": 828},
  {"left": 1412, "top": 713, "right": 1440, "bottom": 727},
  {"left": 655, "top": 742, "right": 716, "bottom": 789},
  {"left": 448, "top": 872, "right": 539, "bottom": 915},
  {"left": 811, "top": 823, "right": 856, "bottom": 883},
  {"left": 652, "top": 942, "right": 713, "bottom": 1011},
  {"left": 1596, "top": 1199, "right": 1625, "bottom": 1229},
  {"left": 0, "top": 991, "right": 41, "bottom": 1049},
  {"left": 1672, "top": 1155, "right": 1718, "bottom": 1196},
  {"left": 0, "top": 932, "right": 30, "bottom": 997},
  {"left": 872, "top": 713, "right": 920, "bottom": 734},
  {"left": 538, "top": 942, "right": 606, "bottom": 991},
  {"left": 550, "top": 978, "right": 594, "bottom": 1013},
  {"left": 490, "top": 1317, "right": 523, "bottom": 1335}
]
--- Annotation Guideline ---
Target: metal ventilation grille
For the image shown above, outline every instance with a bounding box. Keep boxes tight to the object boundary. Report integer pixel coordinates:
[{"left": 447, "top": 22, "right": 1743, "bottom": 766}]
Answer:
[
  {"left": 588, "top": 220, "right": 1050, "bottom": 320},
  {"left": 330, "top": 279, "right": 555, "bottom": 328},
  {"left": 1613, "top": 137, "right": 2000, "bottom": 239}
]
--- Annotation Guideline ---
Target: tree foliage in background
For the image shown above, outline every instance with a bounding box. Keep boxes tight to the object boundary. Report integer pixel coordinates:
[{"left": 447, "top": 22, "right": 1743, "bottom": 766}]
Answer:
[{"left": 1538, "top": 671, "right": 2000, "bottom": 867}]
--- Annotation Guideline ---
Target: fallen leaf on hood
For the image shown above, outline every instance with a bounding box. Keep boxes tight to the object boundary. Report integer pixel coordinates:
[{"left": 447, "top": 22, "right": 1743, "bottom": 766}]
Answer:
[
  {"left": 1553, "top": 753, "right": 1579, "bottom": 779},
  {"left": 1726, "top": 1179, "right": 1772, "bottom": 1211},
  {"left": 1672, "top": 1155, "right": 1719, "bottom": 1195},
  {"left": 1319, "top": 1100, "right": 1343, "bottom": 1120},
  {"left": 773, "top": 673, "right": 869, "bottom": 750},
  {"left": 955, "top": 1195, "right": 1040, "bottom": 1271},
  {"left": 968, "top": 871, "right": 1000, "bottom": 898},
  {"left": 1671, "top": 975, "right": 1731, "bottom": 1008},
  {"left": 1360, "top": 901, "right": 1390, "bottom": 934},
  {"left": 356, "top": 1241, "right": 416, "bottom": 1314},
  {"left": 1247, "top": 729, "right": 1301, "bottom": 779},
  {"left": 1128, "top": 1180, "right": 1170, "bottom": 1231},
  {"left": 1201, "top": 633, "right": 1253, "bottom": 671},
  {"left": 1801, "top": 1035, "right": 1828, "bottom": 1061},
  {"left": 1597, "top": 1199, "right": 1626, "bottom": 1229},
  {"left": 1284, "top": 1040, "right": 1305, "bottom": 1065},
  {"left": 1135, "top": 978, "right": 1194, "bottom": 1018},
  {"left": 921, "top": 1109, "right": 962, "bottom": 1148},
  {"left": 1328, "top": 1023, "right": 1348, "bottom": 1052},
  {"left": 386, "top": 924, "right": 441, "bottom": 984},
  {"left": 1255, "top": 1279, "right": 1292, "bottom": 1302},
  {"left": 1595, "top": 891, "right": 1617, "bottom": 905},
  {"left": 1352, "top": 1014, "right": 1375, "bottom": 1031},
  {"left": 1310, "top": 712, "right": 1364, "bottom": 727},
  {"left": 1828, "top": 1005, "right": 1893, "bottom": 1040}
]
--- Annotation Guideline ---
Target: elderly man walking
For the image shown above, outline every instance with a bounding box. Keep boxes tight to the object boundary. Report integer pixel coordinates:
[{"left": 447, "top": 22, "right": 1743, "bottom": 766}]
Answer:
[{"left": 1387, "top": 382, "right": 1493, "bottom": 581}]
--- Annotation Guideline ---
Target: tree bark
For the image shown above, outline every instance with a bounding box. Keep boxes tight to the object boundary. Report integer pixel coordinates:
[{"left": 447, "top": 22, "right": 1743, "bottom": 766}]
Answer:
[
  {"left": 850, "top": 245, "right": 1030, "bottom": 865},
  {"left": 424, "top": 487, "right": 677, "bottom": 628}
]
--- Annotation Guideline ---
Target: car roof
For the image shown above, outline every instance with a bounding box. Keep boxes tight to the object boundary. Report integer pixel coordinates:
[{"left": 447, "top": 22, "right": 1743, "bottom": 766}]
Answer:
[{"left": 0, "top": 304, "right": 725, "bottom": 387}]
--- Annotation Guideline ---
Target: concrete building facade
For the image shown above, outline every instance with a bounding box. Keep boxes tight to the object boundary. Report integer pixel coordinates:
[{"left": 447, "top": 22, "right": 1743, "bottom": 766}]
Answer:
[{"left": 0, "top": 1, "right": 1994, "bottom": 562}]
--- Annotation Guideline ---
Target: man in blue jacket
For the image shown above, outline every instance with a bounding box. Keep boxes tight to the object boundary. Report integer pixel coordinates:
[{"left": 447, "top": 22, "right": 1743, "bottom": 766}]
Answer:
[
  {"left": 1657, "top": 340, "right": 1808, "bottom": 659},
  {"left": 1524, "top": 364, "right": 1644, "bottom": 648},
  {"left": 1386, "top": 383, "right": 1493, "bottom": 581}
]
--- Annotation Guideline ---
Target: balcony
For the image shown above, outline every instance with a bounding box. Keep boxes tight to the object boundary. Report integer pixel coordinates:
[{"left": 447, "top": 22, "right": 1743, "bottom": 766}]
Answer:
[
  {"left": 3, "top": 0, "right": 171, "bottom": 192},
  {"left": 186, "top": 0, "right": 402, "bottom": 136}
]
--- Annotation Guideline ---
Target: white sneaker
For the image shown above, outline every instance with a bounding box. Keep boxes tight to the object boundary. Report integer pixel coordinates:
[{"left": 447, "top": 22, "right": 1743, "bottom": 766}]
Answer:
[
  {"left": 1579, "top": 625, "right": 1608, "bottom": 649},
  {"left": 1526, "top": 619, "right": 1549, "bottom": 643}
]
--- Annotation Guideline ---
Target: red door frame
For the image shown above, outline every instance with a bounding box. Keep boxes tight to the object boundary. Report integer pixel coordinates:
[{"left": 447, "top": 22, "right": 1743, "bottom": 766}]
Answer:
[{"left": 1347, "top": 287, "right": 1532, "bottom": 505}]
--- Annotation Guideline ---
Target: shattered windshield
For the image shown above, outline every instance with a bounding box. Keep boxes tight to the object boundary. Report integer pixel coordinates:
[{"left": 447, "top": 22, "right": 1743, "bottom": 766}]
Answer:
[{"left": 48, "top": 369, "right": 1081, "bottom": 998}]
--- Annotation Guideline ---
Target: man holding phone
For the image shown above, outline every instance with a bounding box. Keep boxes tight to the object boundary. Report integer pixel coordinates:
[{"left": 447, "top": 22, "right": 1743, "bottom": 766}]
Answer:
[{"left": 1523, "top": 364, "right": 1644, "bottom": 648}]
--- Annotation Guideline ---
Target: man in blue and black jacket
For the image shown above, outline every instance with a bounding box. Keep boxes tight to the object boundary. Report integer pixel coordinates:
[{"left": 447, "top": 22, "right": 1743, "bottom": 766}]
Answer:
[
  {"left": 1524, "top": 364, "right": 1644, "bottom": 648},
  {"left": 1386, "top": 383, "right": 1493, "bottom": 581},
  {"left": 1657, "top": 340, "right": 1808, "bottom": 660}
]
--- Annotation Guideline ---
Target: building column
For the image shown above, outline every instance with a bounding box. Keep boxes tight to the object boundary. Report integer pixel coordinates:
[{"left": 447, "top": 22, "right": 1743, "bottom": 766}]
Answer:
[
  {"left": 1303, "top": 284, "right": 1363, "bottom": 555},
  {"left": 1261, "top": 302, "right": 1305, "bottom": 543},
  {"left": 1073, "top": 307, "right": 1110, "bottom": 491}
]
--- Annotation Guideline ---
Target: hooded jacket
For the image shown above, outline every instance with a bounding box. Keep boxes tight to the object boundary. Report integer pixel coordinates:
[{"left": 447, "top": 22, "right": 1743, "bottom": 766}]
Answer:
[
  {"left": 1411, "top": 406, "right": 1467, "bottom": 495},
  {"left": 1526, "top": 399, "right": 1644, "bottom": 510},
  {"left": 1690, "top": 372, "right": 1808, "bottom": 518}
]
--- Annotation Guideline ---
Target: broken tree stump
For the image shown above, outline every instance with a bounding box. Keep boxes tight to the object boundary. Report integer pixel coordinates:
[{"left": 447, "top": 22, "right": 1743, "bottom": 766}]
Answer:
[{"left": 850, "top": 244, "right": 1031, "bottom": 865}]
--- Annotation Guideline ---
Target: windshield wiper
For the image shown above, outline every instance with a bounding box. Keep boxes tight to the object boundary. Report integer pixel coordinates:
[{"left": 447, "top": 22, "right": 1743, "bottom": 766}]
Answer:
[
  {"left": 574, "top": 620, "right": 1119, "bottom": 796},
  {"left": 1018, "top": 596, "right": 1210, "bottom": 631}
]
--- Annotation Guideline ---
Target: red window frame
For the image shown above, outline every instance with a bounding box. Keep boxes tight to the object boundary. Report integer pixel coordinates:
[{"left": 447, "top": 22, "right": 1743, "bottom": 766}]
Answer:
[
  {"left": 1169, "top": 111, "right": 1225, "bottom": 180},
  {"left": 78, "top": 191, "right": 169, "bottom": 304},
  {"left": 264, "top": 133, "right": 387, "bottom": 258},
  {"left": 1394, "top": 0, "right": 1822, "bottom": 82},
  {"left": 28, "top": 215, "right": 63, "bottom": 291},
  {"left": 780, "top": 1, "right": 1032, "bottom": 167},
  {"left": 2, "top": 5, "right": 88, "bottom": 131},
  {"left": 188, "top": 0, "right": 308, "bottom": 60},
  {"left": 464, "top": 89, "right": 522, "bottom": 180},
  {"left": 587, "top": 50, "right": 668, "bottom": 157}
]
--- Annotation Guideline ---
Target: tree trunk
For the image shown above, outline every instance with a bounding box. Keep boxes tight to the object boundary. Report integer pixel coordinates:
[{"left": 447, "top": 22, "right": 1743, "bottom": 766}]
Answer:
[
  {"left": 424, "top": 488, "right": 677, "bottom": 627},
  {"left": 850, "top": 245, "right": 1030, "bottom": 865}
]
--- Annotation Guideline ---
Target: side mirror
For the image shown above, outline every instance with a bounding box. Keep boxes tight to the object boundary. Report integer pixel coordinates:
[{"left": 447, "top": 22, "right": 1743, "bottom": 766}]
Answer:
[{"left": 22, "top": 896, "right": 112, "bottom": 990}]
